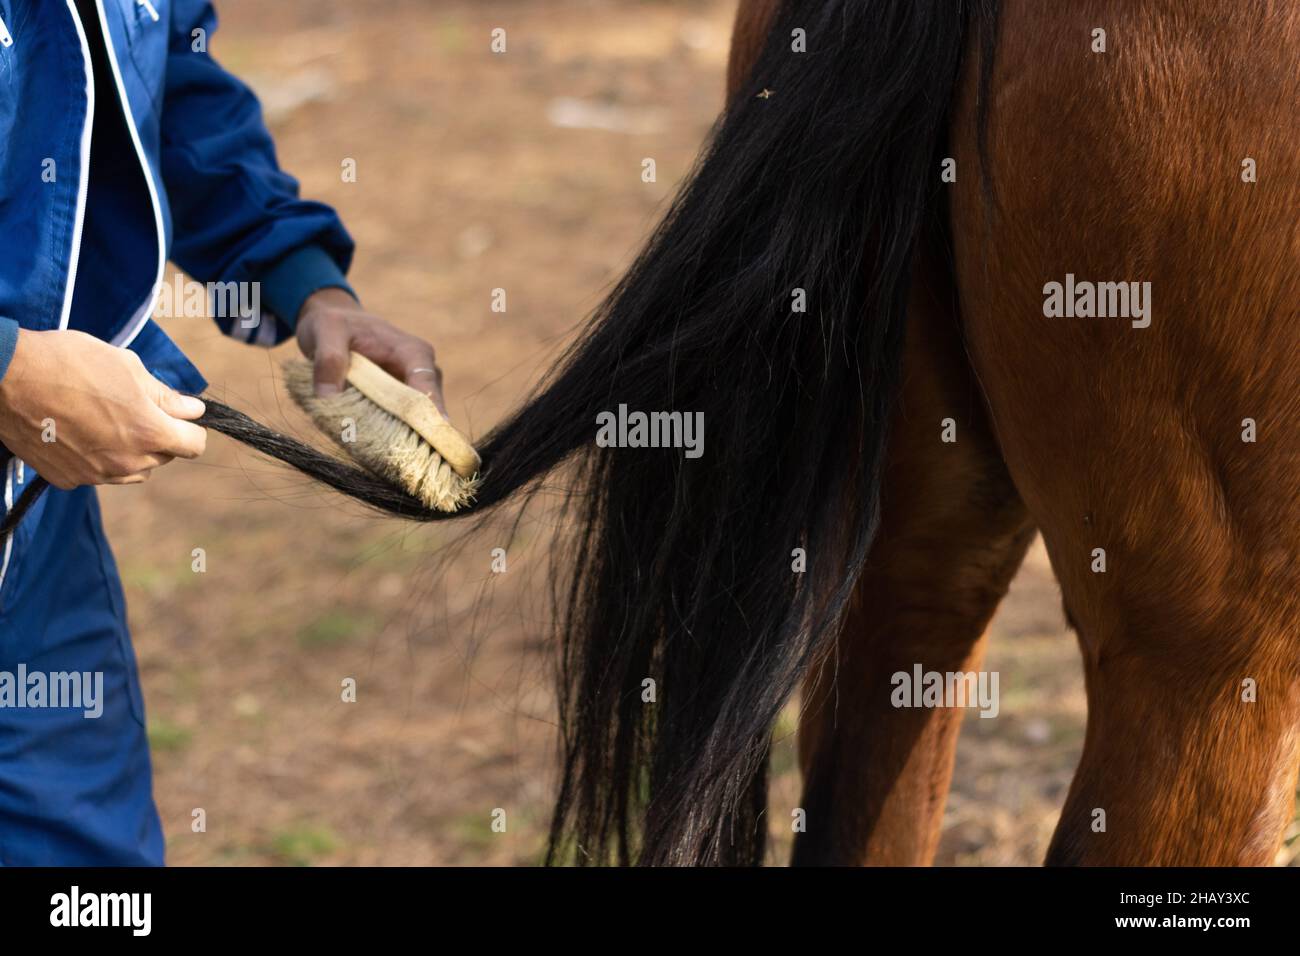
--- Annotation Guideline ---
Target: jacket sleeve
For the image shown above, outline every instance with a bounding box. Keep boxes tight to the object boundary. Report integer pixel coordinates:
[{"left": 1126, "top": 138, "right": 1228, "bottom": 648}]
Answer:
[
  {"left": 0, "top": 317, "right": 18, "bottom": 382},
  {"left": 161, "top": 0, "right": 356, "bottom": 346}
]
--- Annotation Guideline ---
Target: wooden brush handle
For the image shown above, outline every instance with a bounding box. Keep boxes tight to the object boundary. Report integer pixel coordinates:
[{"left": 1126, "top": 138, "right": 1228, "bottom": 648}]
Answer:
[{"left": 344, "top": 352, "right": 482, "bottom": 477}]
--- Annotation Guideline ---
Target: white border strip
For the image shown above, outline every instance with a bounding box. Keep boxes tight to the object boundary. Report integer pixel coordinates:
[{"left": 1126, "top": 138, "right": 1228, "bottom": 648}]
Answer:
[{"left": 58, "top": 0, "right": 96, "bottom": 331}]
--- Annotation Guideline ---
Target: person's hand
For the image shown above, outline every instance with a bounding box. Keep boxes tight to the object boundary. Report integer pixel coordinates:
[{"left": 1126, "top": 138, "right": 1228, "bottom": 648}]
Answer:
[
  {"left": 295, "top": 288, "right": 446, "bottom": 412},
  {"left": 0, "top": 329, "right": 207, "bottom": 489}
]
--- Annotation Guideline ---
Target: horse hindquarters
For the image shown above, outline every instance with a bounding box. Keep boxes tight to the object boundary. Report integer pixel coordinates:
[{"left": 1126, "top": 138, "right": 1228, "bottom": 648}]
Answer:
[{"left": 952, "top": 0, "right": 1300, "bottom": 864}]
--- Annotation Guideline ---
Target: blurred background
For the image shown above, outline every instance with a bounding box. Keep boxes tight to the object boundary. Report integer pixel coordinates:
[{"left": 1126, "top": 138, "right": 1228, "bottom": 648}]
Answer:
[{"left": 106, "top": 0, "right": 1299, "bottom": 866}]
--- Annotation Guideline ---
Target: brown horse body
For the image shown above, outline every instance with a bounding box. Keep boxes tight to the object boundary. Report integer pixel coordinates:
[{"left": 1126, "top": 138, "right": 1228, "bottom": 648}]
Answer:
[{"left": 731, "top": 0, "right": 1300, "bottom": 865}]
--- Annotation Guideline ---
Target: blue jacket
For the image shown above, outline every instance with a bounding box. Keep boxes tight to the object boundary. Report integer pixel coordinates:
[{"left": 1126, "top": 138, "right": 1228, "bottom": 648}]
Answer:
[
  {"left": 0, "top": 4, "right": 358, "bottom": 863},
  {"left": 0, "top": 0, "right": 355, "bottom": 393}
]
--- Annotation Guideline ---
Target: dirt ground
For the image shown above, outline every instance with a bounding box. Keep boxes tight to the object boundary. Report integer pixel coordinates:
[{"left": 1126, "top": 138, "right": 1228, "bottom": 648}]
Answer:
[{"left": 100, "top": 0, "right": 1298, "bottom": 866}]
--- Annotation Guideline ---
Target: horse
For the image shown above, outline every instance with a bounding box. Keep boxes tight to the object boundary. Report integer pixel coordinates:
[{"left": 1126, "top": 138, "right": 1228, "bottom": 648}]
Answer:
[
  {"left": 761, "top": 0, "right": 1300, "bottom": 866},
  {"left": 23, "top": 0, "right": 1290, "bottom": 865}
]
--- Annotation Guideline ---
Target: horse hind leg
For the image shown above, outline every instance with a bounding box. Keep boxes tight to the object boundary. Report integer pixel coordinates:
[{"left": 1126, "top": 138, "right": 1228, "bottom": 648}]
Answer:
[
  {"left": 793, "top": 251, "right": 1036, "bottom": 866},
  {"left": 721, "top": 0, "right": 1033, "bottom": 866}
]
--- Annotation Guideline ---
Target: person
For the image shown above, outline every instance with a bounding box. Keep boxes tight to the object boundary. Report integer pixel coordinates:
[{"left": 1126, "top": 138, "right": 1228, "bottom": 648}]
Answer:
[{"left": 0, "top": 0, "right": 441, "bottom": 864}]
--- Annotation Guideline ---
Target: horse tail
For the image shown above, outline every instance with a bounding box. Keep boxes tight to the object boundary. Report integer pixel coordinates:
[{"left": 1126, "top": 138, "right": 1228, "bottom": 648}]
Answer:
[
  {"left": 161, "top": 0, "right": 999, "bottom": 865},
  {"left": 523, "top": 0, "right": 997, "bottom": 865}
]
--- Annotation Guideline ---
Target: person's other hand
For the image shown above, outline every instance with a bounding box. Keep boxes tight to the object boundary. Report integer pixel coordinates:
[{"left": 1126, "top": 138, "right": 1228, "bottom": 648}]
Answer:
[
  {"left": 0, "top": 329, "right": 207, "bottom": 488},
  {"left": 295, "top": 288, "right": 446, "bottom": 413}
]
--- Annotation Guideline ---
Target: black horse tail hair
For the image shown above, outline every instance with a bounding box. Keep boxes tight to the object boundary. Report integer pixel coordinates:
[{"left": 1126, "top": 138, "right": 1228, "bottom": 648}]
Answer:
[{"left": 1, "top": 0, "right": 999, "bottom": 864}]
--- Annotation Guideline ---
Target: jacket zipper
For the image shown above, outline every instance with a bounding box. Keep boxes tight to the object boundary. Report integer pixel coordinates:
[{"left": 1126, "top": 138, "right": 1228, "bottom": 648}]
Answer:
[
  {"left": 137, "top": 0, "right": 160, "bottom": 23},
  {"left": 90, "top": 0, "right": 167, "bottom": 349},
  {"left": 0, "top": 460, "right": 15, "bottom": 603},
  {"left": 58, "top": 2, "right": 164, "bottom": 345},
  {"left": 0, "top": 13, "right": 13, "bottom": 49},
  {"left": 59, "top": 1, "right": 96, "bottom": 331}
]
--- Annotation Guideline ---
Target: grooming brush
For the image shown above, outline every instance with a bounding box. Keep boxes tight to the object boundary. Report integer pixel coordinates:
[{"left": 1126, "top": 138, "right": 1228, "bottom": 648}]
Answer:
[{"left": 284, "top": 352, "right": 481, "bottom": 513}]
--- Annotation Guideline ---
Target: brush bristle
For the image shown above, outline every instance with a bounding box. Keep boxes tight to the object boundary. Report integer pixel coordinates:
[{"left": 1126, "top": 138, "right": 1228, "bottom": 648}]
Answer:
[{"left": 283, "top": 361, "right": 480, "bottom": 513}]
